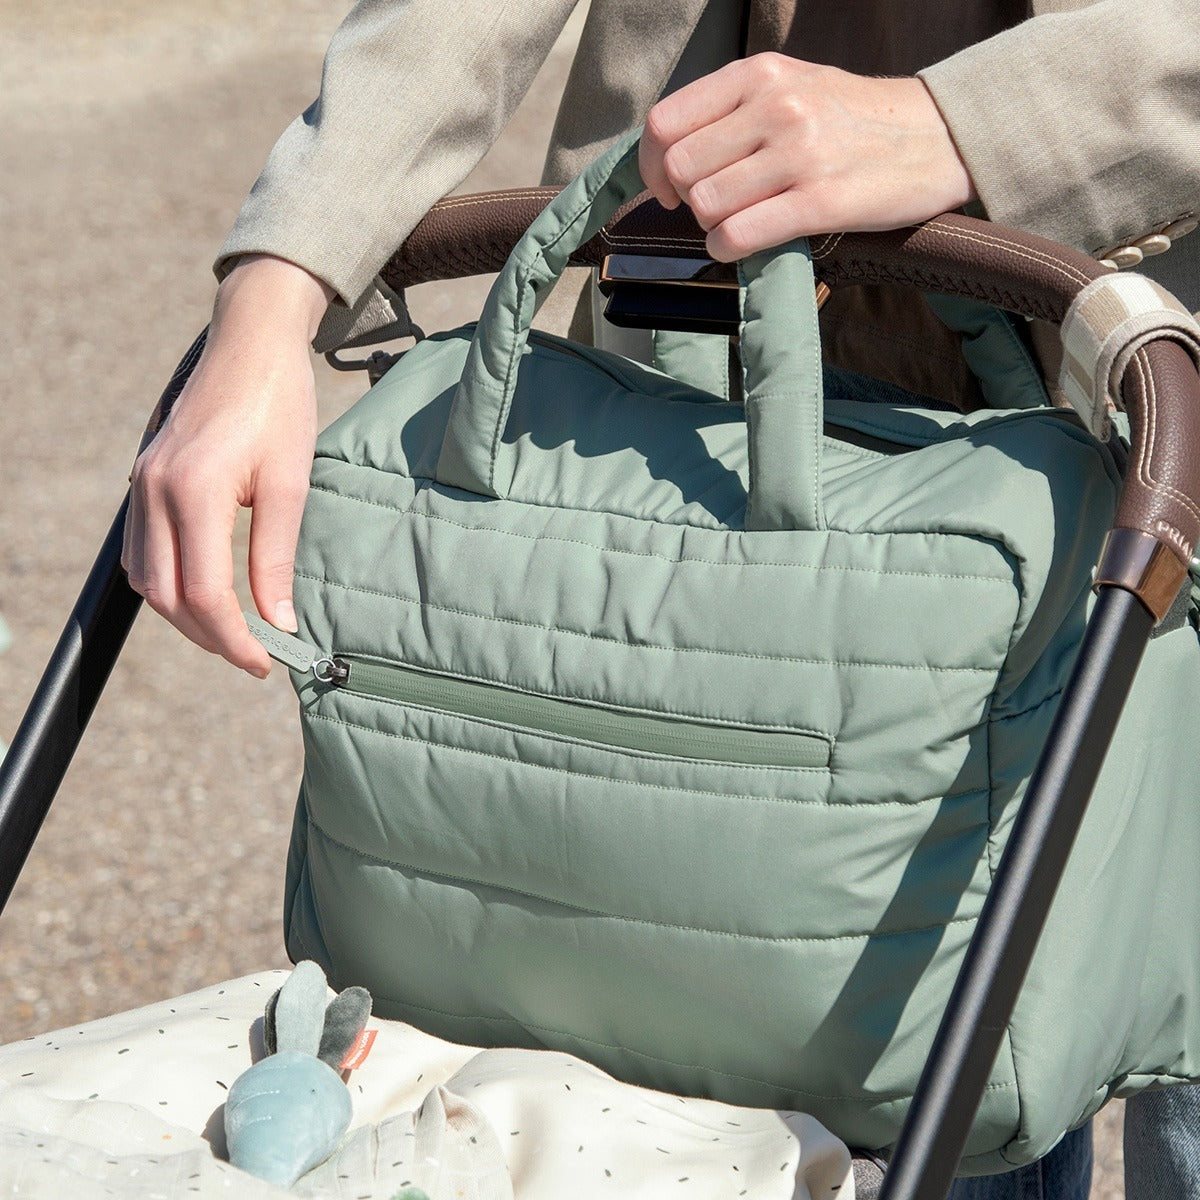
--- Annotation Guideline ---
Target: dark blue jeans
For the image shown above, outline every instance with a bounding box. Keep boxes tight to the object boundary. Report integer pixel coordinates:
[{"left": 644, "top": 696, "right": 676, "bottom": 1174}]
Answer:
[
  {"left": 1124, "top": 1086, "right": 1200, "bottom": 1200},
  {"left": 947, "top": 1124, "right": 1092, "bottom": 1200}
]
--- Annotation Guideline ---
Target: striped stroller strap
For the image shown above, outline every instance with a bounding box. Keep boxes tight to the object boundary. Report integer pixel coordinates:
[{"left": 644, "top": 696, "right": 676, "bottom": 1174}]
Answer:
[{"left": 1060, "top": 273, "right": 1200, "bottom": 439}]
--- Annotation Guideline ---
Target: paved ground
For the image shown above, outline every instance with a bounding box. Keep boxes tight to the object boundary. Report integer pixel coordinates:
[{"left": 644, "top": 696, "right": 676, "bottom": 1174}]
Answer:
[{"left": 0, "top": 2, "right": 1123, "bottom": 1192}]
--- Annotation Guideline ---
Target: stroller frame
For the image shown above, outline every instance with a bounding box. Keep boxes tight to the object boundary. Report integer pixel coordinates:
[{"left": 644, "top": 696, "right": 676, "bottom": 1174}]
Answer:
[{"left": 2, "top": 195, "right": 1197, "bottom": 1200}]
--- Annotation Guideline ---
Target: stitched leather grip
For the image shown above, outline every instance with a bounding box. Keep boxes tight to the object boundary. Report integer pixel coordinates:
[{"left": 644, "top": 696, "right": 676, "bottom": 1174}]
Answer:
[
  {"left": 382, "top": 191, "right": 1200, "bottom": 618},
  {"left": 382, "top": 193, "right": 1107, "bottom": 321},
  {"left": 1097, "top": 341, "right": 1200, "bottom": 618}
]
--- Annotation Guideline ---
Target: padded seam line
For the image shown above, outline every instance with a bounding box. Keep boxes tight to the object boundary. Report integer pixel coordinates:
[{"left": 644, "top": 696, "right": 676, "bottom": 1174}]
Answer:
[
  {"left": 294, "top": 570, "right": 1000, "bottom": 675},
  {"left": 992, "top": 688, "right": 1065, "bottom": 725},
  {"left": 307, "top": 813, "right": 982, "bottom": 946},
  {"left": 307, "top": 707, "right": 973, "bottom": 807},
  {"left": 305, "top": 481, "right": 1015, "bottom": 584}
]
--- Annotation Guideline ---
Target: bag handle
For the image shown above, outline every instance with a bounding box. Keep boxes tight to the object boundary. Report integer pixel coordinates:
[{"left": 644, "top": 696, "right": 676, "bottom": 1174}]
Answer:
[{"left": 434, "top": 129, "right": 827, "bottom": 532}]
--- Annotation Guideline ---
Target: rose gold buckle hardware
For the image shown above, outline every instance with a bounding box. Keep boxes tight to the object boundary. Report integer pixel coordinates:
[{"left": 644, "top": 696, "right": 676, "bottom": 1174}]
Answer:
[
  {"left": 598, "top": 255, "right": 831, "bottom": 311},
  {"left": 597, "top": 254, "right": 831, "bottom": 334},
  {"left": 598, "top": 254, "right": 738, "bottom": 291},
  {"left": 1095, "top": 527, "right": 1190, "bottom": 624}
]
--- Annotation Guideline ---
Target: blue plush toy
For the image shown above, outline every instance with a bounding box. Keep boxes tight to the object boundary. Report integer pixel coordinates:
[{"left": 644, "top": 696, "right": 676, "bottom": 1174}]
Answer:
[{"left": 224, "top": 960, "right": 371, "bottom": 1187}]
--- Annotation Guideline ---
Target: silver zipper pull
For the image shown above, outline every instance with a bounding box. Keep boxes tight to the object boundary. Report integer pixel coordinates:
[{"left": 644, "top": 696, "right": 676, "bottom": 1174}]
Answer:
[
  {"left": 311, "top": 657, "right": 351, "bottom": 686},
  {"left": 243, "top": 612, "right": 349, "bottom": 684}
]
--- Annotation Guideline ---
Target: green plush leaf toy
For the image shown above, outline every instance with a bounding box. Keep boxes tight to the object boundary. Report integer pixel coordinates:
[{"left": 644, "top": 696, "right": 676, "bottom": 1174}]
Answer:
[{"left": 224, "top": 960, "right": 371, "bottom": 1187}]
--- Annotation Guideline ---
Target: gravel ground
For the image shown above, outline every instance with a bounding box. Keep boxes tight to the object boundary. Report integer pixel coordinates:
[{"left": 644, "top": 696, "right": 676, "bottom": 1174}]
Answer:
[{"left": 0, "top": 2, "right": 1124, "bottom": 1192}]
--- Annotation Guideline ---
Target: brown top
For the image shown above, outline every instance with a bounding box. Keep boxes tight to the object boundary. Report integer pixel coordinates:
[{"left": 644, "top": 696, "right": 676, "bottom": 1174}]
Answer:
[{"left": 747, "top": 0, "right": 1027, "bottom": 74}]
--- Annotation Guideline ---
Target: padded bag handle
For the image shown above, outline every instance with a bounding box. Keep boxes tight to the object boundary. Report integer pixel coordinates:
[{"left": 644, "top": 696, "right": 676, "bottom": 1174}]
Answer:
[{"left": 435, "top": 129, "right": 826, "bottom": 532}]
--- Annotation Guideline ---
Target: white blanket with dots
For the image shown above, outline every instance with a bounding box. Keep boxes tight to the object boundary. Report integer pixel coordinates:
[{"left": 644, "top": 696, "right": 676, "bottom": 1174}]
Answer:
[{"left": 0, "top": 970, "right": 855, "bottom": 1200}]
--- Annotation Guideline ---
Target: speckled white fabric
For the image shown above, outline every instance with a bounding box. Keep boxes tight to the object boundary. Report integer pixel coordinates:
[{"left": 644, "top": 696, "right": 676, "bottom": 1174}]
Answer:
[{"left": 0, "top": 972, "right": 854, "bottom": 1200}]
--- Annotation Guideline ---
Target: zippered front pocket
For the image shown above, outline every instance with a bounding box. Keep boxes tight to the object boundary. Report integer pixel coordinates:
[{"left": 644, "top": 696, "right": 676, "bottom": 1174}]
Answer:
[
  {"left": 246, "top": 611, "right": 830, "bottom": 771},
  {"left": 333, "top": 655, "right": 830, "bottom": 770}
]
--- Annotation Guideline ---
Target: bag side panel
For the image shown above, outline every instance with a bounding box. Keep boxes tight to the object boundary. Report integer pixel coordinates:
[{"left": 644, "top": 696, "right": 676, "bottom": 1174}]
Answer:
[{"left": 993, "top": 621, "right": 1200, "bottom": 1168}]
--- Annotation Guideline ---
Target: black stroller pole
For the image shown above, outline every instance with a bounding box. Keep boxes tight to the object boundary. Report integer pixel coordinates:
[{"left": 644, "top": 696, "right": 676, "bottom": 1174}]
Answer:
[
  {"left": 877, "top": 582, "right": 1154, "bottom": 1200},
  {"left": 0, "top": 503, "right": 143, "bottom": 915},
  {"left": 0, "top": 330, "right": 207, "bottom": 918}
]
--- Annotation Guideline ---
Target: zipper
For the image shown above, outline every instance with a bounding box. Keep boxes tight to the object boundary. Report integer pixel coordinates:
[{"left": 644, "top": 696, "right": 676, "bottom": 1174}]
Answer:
[
  {"left": 246, "top": 614, "right": 829, "bottom": 770},
  {"left": 244, "top": 613, "right": 350, "bottom": 684}
]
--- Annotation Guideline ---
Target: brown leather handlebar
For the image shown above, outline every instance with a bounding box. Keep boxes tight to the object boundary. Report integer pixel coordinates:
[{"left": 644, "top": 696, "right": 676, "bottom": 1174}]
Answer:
[
  {"left": 381, "top": 190, "right": 1107, "bottom": 320},
  {"left": 381, "top": 189, "right": 1200, "bottom": 621}
]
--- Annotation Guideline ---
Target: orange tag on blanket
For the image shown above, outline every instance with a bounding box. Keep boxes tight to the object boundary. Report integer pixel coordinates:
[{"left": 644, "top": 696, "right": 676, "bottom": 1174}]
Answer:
[{"left": 340, "top": 1028, "right": 377, "bottom": 1071}]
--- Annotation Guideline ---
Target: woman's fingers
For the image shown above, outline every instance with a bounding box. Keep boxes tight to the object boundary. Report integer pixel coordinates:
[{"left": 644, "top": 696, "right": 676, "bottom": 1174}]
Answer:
[
  {"left": 125, "top": 373, "right": 267, "bottom": 676},
  {"left": 172, "top": 473, "right": 270, "bottom": 676},
  {"left": 139, "top": 464, "right": 186, "bottom": 627},
  {"left": 122, "top": 255, "right": 330, "bottom": 675},
  {"left": 679, "top": 147, "right": 796, "bottom": 236},
  {"left": 658, "top": 114, "right": 769, "bottom": 215},
  {"left": 247, "top": 464, "right": 312, "bottom": 640},
  {"left": 128, "top": 374, "right": 313, "bottom": 678},
  {"left": 640, "top": 57, "right": 751, "bottom": 207},
  {"left": 144, "top": 516, "right": 225, "bottom": 661},
  {"left": 704, "top": 190, "right": 814, "bottom": 263},
  {"left": 640, "top": 54, "right": 977, "bottom": 249},
  {"left": 638, "top": 128, "right": 684, "bottom": 209}
]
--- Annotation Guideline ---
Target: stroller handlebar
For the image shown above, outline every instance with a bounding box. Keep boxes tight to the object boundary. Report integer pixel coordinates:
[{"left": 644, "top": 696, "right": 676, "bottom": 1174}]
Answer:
[{"left": 382, "top": 191, "right": 1103, "bottom": 318}]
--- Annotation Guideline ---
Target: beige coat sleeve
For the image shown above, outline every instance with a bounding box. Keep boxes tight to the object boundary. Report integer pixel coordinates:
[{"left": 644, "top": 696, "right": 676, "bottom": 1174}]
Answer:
[
  {"left": 216, "top": 0, "right": 579, "bottom": 311},
  {"left": 920, "top": 0, "right": 1200, "bottom": 258}
]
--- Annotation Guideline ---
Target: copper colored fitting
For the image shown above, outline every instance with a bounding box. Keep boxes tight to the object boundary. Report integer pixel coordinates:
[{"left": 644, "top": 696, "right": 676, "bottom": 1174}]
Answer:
[{"left": 1095, "top": 527, "right": 1190, "bottom": 624}]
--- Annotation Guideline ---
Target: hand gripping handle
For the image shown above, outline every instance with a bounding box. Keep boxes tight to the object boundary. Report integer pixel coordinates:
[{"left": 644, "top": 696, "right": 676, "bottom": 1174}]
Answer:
[{"left": 433, "top": 130, "right": 828, "bottom": 532}]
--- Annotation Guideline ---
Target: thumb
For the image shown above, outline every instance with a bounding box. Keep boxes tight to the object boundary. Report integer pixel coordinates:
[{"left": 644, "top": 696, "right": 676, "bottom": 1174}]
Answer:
[{"left": 248, "top": 473, "right": 309, "bottom": 632}]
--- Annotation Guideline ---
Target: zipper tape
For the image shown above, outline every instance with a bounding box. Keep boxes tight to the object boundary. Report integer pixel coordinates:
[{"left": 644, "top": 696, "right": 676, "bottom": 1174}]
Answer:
[
  {"left": 244, "top": 613, "right": 829, "bottom": 769},
  {"left": 340, "top": 655, "right": 830, "bottom": 770}
]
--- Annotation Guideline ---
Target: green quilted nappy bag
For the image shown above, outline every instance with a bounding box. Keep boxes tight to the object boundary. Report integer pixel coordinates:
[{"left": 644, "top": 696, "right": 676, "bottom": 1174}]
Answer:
[{"left": 281, "top": 131, "right": 1200, "bottom": 1172}]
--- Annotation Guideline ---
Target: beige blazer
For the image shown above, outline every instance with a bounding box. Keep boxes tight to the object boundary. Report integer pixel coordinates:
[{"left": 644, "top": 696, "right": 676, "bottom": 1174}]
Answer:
[{"left": 218, "top": 0, "right": 1200, "bottom": 337}]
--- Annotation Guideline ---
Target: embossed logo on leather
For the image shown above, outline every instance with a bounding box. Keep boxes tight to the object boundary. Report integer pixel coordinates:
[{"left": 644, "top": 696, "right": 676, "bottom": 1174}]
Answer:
[{"left": 1155, "top": 519, "right": 1195, "bottom": 562}]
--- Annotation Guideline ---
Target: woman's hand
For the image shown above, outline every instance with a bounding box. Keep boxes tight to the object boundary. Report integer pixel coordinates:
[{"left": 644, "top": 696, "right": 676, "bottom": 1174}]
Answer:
[
  {"left": 639, "top": 53, "right": 977, "bottom": 261},
  {"left": 122, "top": 256, "right": 333, "bottom": 677}
]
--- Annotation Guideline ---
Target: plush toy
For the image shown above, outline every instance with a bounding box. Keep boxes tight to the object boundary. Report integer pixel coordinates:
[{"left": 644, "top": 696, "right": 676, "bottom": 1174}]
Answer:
[{"left": 224, "top": 960, "right": 371, "bottom": 1188}]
